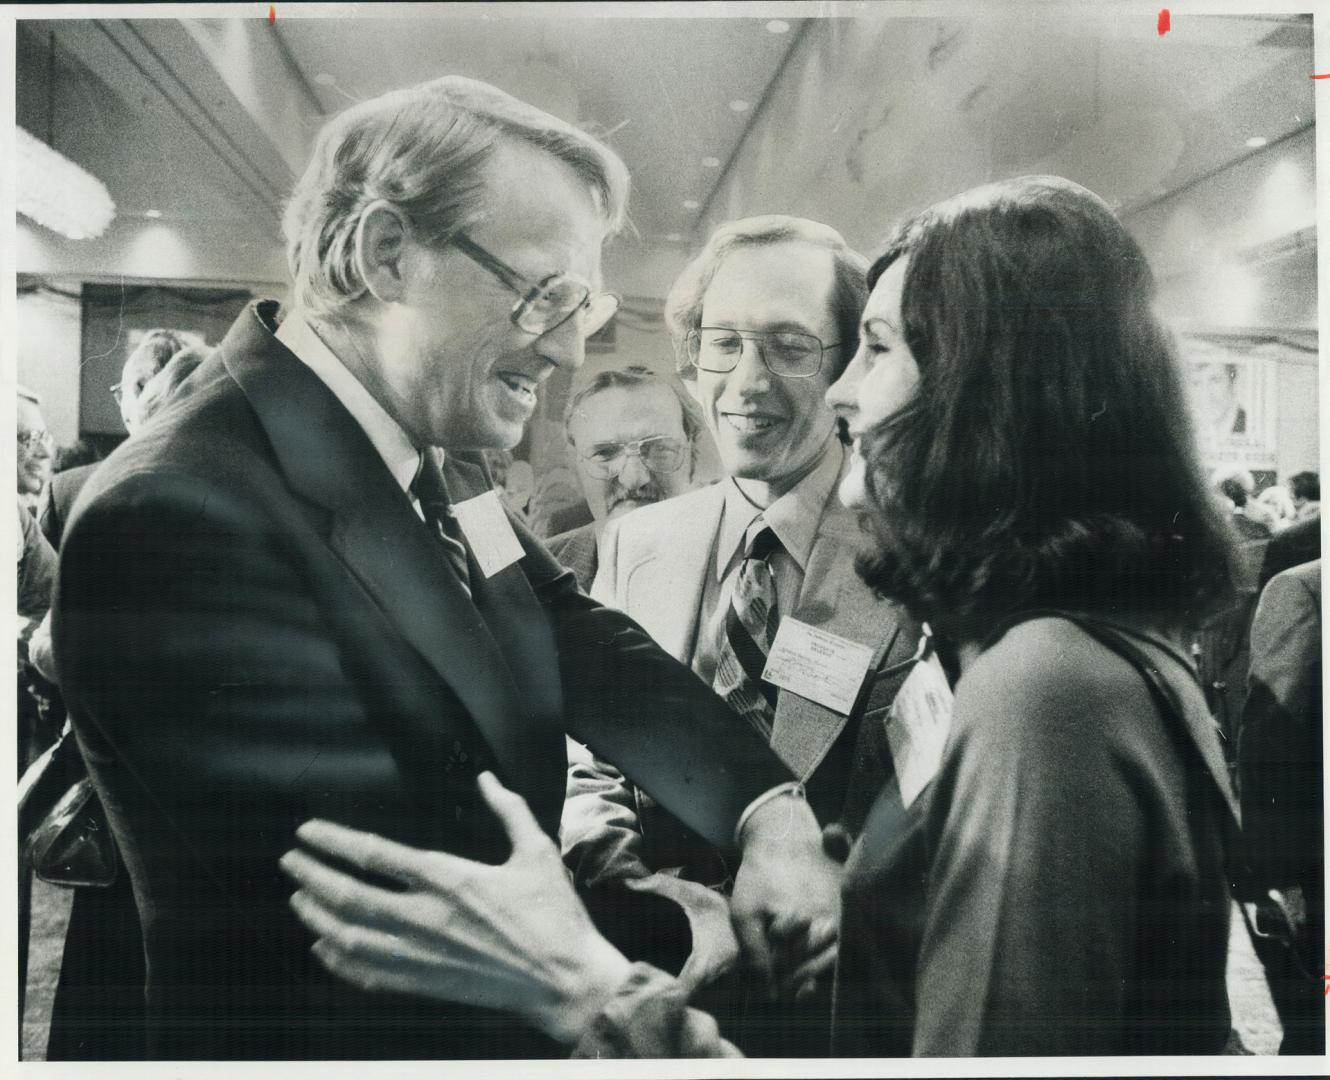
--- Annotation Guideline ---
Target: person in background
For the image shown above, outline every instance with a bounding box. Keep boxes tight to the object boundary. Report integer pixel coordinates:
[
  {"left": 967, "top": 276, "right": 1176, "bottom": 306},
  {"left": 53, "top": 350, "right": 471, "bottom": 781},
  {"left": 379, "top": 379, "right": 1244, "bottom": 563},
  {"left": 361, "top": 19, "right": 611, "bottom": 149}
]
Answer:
[
  {"left": 111, "top": 328, "right": 198, "bottom": 435},
  {"left": 40, "top": 344, "right": 212, "bottom": 552},
  {"left": 17, "top": 387, "right": 54, "bottom": 516},
  {"left": 54, "top": 74, "right": 839, "bottom": 1061},
  {"left": 1238, "top": 558, "right": 1323, "bottom": 1056},
  {"left": 38, "top": 341, "right": 211, "bottom": 1062},
  {"left": 1288, "top": 470, "right": 1319, "bottom": 521},
  {"left": 281, "top": 176, "right": 1240, "bottom": 1059},
  {"left": 1256, "top": 484, "right": 1297, "bottom": 533},
  {"left": 547, "top": 365, "right": 700, "bottom": 590}
]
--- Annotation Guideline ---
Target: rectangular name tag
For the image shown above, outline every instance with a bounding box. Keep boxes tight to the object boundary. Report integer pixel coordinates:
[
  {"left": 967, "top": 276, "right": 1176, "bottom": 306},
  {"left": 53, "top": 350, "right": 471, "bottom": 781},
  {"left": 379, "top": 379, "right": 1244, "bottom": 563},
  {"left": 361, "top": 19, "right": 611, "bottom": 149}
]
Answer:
[
  {"left": 451, "top": 491, "right": 524, "bottom": 578},
  {"left": 886, "top": 654, "right": 954, "bottom": 808},
  {"left": 761, "top": 617, "right": 876, "bottom": 716}
]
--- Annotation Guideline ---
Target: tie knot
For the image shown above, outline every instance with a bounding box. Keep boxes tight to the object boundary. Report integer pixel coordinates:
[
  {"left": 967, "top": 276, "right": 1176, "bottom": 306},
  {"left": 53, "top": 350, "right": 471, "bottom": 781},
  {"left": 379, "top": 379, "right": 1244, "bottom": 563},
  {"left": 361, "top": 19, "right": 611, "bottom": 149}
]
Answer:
[
  {"left": 745, "top": 524, "right": 781, "bottom": 562},
  {"left": 411, "top": 452, "right": 450, "bottom": 511}
]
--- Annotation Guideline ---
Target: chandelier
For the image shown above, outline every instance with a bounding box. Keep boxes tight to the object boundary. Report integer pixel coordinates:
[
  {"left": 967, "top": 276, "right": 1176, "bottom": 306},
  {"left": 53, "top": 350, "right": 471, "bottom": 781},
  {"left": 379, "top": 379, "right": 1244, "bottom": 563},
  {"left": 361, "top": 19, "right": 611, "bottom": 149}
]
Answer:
[{"left": 16, "top": 126, "right": 116, "bottom": 240}]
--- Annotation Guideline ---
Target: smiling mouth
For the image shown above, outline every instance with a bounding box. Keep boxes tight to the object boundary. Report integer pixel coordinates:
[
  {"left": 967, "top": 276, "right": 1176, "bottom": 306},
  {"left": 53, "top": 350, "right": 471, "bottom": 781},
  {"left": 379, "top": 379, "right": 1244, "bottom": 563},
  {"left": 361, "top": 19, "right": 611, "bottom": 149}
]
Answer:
[
  {"left": 722, "top": 413, "right": 782, "bottom": 434},
  {"left": 497, "top": 372, "right": 539, "bottom": 404}
]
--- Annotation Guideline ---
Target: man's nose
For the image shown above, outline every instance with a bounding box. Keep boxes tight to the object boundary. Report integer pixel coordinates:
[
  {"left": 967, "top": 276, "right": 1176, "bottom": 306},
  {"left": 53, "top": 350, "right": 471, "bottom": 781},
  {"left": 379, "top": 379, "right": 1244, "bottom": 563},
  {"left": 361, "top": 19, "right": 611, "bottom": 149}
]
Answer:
[
  {"left": 617, "top": 451, "right": 652, "bottom": 491},
  {"left": 727, "top": 337, "right": 772, "bottom": 396},
  {"left": 534, "top": 314, "right": 586, "bottom": 372},
  {"left": 825, "top": 346, "right": 866, "bottom": 418}
]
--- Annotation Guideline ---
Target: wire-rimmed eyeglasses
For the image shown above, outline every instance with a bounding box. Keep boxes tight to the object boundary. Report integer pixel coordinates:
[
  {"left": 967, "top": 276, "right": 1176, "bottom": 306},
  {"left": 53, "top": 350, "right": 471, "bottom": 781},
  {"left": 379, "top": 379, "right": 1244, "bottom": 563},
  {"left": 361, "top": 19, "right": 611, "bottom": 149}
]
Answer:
[
  {"left": 452, "top": 234, "right": 620, "bottom": 338},
  {"left": 686, "top": 327, "right": 842, "bottom": 378},
  {"left": 17, "top": 429, "right": 54, "bottom": 454},
  {"left": 579, "top": 435, "right": 688, "bottom": 480}
]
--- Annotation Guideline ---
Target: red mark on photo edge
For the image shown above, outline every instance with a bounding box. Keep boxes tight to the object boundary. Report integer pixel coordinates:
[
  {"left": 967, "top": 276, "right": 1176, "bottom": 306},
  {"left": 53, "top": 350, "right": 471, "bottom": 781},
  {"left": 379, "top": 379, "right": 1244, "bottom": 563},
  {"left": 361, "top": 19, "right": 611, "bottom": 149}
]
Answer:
[
  {"left": 1313, "top": 73, "right": 1330, "bottom": 80},
  {"left": 268, "top": 5, "right": 276, "bottom": 25},
  {"left": 1157, "top": 9, "right": 1170, "bottom": 36}
]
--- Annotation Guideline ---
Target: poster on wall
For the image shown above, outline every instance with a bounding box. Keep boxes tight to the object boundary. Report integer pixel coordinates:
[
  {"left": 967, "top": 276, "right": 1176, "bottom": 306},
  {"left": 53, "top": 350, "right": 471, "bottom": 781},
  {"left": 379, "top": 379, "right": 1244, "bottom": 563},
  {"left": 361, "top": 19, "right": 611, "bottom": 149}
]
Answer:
[{"left": 1178, "top": 333, "right": 1280, "bottom": 474}]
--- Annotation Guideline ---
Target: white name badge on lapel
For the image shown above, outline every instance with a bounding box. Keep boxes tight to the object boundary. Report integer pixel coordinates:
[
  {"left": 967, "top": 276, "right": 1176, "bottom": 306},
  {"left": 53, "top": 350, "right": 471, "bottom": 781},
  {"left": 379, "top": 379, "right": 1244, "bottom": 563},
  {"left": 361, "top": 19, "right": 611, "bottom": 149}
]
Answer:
[
  {"left": 886, "top": 653, "right": 954, "bottom": 808},
  {"left": 451, "top": 491, "right": 524, "bottom": 578},
  {"left": 761, "top": 617, "right": 876, "bottom": 716}
]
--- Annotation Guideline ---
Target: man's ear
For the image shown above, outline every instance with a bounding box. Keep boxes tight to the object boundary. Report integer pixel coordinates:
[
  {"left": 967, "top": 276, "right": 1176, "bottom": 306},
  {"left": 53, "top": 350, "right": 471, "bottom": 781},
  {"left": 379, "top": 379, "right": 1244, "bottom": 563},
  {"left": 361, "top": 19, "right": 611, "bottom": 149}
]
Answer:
[{"left": 354, "top": 201, "right": 410, "bottom": 303}]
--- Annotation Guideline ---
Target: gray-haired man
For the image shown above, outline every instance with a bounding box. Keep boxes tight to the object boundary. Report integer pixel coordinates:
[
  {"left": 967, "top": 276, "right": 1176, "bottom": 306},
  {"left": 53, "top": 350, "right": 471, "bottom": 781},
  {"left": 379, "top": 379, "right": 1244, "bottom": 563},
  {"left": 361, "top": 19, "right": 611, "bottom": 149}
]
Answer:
[
  {"left": 54, "top": 77, "right": 840, "bottom": 1060},
  {"left": 549, "top": 365, "right": 701, "bottom": 589}
]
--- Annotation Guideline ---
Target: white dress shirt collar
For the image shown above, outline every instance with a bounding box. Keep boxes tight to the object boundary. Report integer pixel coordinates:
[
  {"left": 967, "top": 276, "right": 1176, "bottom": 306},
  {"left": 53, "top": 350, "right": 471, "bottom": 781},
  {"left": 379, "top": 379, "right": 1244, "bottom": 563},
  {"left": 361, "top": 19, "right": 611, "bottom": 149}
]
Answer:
[
  {"left": 714, "top": 438, "right": 845, "bottom": 581},
  {"left": 275, "top": 312, "right": 423, "bottom": 495}
]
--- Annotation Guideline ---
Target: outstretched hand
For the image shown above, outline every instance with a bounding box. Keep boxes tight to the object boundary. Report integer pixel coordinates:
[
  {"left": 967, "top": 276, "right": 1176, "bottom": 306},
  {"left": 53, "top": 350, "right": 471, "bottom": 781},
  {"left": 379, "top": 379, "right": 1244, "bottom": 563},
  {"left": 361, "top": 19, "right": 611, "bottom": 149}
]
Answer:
[{"left": 280, "top": 771, "right": 632, "bottom": 1044}]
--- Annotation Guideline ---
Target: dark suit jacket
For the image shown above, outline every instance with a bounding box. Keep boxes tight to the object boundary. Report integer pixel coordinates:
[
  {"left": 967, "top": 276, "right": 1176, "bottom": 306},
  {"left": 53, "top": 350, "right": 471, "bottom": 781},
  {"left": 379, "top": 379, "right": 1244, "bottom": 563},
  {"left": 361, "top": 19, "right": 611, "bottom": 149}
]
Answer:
[
  {"left": 38, "top": 462, "right": 100, "bottom": 550},
  {"left": 53, "top": 301, "right": 794, "bottom": 1060},
  {"left": 1259, "top": 513, "right": 1320, "bottom": 588},
  {"left": 547, "top": 521, "right": 599, "bottom": 592}
]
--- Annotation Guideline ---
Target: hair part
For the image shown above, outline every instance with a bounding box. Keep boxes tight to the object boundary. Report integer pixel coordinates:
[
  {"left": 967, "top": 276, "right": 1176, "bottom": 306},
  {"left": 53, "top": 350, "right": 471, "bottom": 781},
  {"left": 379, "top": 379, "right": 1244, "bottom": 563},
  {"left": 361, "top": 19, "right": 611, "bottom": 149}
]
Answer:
[
  {"left": 855, "top": 175, "right": 1236, "bottom": 637},
  {"left": 283, "top": 75, "right": 630, "bottom": 316},
  {"left": 664, "top": 215, "right": 869, "bottom": 382}
]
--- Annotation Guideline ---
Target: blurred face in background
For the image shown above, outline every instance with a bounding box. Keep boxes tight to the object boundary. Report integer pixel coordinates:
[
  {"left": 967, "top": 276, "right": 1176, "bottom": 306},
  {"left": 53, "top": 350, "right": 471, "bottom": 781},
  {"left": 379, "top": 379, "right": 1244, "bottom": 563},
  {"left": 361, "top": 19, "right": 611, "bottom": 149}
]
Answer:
[
  {"left": 568, "top": 382, "right": 692, "bottom": 521},
  {"left": 16, "top": 397, "right": 53, "bottom": 497},
  {"left": 117, "top": 351, "right": 164, "bottom": 434},
  {"left": 825, "top": 257, "right": 920, "bottom": 511}
]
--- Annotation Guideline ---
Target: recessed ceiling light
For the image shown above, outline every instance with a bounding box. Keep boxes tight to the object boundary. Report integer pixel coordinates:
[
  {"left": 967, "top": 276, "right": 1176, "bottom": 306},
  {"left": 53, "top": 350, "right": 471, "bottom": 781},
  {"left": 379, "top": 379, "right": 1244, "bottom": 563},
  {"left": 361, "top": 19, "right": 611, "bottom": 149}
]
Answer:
[
  {"left": 1245, "top": 136, "right": 1269, "bottom": 149},
  {"left": 766, "top": 20, "right": 790, "bottom": 34},
  {"left": 701, "top": 156, "right": 721, "bottom": 168},
  {"left": 682, "top": 199, "right": 700, "bottom": 210},
  {"left": 729, "top": 99, "right": 750, "bottom": 113},
  {"left": 314, "top": 73, "right": 335, "bottom": 86},
  {"left": 143, "top": 209, "right": 163, "bottom": 219},
  {"left": 665, "top": 232, "right": 684, "bottom": 242}
]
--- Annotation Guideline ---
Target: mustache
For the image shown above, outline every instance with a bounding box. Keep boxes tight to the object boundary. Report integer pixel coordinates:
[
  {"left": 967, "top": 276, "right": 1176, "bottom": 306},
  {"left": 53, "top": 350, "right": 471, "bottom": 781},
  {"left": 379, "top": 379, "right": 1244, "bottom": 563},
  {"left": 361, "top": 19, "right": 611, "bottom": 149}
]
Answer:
[{"left": 608, "top": 480, "right": 666, "bottom": 509}]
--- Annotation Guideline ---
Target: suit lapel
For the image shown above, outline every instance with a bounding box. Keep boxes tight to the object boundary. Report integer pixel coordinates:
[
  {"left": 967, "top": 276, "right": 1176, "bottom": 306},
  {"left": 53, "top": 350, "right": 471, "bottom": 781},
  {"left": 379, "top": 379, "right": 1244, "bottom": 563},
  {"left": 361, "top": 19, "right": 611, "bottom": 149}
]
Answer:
[
  {"left": 770, "top": 497, "right": 904, "bottom": 779},
  {"left": 218, "top": 304, "right": 561, "bottom": 821},
  {"left": 622, "top": 485, "right": 724, "bottom": 661}
]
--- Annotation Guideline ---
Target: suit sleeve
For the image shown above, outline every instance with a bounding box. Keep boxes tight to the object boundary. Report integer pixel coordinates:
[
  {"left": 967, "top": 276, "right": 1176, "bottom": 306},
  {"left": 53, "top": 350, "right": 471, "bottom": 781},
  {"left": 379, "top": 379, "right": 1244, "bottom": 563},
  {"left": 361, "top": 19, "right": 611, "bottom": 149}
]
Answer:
[
  {"left": 1238, "top": 568, "right": 1321, "bottom": 885},
  {"left": 511, "top": 513, "right": 794, "bottom": 855},
  {"left": 910, "top": 645, "right": 1150, "bottom": 1056},
  {"left": 52, "top": 471, "right": 409, "bottom": 873},
  {"left": 561, "top": 750, "right": 653, "bottom": 887}
]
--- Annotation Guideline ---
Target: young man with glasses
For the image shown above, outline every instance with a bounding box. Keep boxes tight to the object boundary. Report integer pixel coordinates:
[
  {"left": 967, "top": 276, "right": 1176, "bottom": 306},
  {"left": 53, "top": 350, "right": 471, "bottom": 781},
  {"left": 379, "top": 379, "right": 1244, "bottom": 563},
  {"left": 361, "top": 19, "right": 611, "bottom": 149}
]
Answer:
[
  {"left": 562, "top": 216, "right": 921, "bottom": 1055},
  {"left": 53, "top": 79, "right": 841, "bottom": 1061},
  {"left": 548, "top": 366, "right": 701, "bottom": 590}
]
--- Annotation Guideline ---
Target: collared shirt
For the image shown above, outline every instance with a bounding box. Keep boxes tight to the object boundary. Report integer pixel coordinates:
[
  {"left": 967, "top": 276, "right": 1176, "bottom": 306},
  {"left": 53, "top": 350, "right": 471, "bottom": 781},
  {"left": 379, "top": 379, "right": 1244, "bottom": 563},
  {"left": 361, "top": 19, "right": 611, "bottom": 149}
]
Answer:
[
  {"left": 275, "top": 312, "right": 433, "bottom": 514},
  {"left": 691, "top": 438, "right": 845, "bottom": 685}
]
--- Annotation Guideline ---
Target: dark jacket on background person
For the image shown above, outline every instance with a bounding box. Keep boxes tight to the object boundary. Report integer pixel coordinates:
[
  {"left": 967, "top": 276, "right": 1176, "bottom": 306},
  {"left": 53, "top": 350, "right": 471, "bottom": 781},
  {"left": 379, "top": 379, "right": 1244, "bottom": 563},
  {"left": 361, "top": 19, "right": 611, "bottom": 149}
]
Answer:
[{"left": 52, "top": 301, "right": 796, "bottom": 1061}]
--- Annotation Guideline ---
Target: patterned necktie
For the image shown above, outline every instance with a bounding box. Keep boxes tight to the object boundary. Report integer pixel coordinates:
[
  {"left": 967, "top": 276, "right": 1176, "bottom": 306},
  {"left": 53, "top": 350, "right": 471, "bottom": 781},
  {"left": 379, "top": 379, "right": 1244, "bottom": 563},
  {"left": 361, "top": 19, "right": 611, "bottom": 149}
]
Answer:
[
  {"left": 411, "top": 451, "right": 472, "bottom": 597},
  {"left": 712, "top": 522, "right": 782, "bottom": 741}
]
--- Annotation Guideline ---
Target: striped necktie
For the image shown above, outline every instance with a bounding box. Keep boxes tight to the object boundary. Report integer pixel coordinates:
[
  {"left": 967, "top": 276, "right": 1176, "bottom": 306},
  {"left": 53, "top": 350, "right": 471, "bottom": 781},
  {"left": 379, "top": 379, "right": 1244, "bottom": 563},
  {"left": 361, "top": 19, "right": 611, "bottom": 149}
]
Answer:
[
  {"left": 411, "top": 452, "right": 472, "bottom": 597},
  {"left": 712, "top": 522, "right": 782, "bottom": 740}
]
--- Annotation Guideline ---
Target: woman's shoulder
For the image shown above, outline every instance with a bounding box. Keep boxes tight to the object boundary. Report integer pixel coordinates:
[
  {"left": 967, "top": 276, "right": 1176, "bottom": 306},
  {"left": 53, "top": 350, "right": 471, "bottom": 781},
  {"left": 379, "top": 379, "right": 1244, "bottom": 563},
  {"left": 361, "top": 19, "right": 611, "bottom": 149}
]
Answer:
[{"left": 953, "top": 616, "right": 1160, "bottom": 750}]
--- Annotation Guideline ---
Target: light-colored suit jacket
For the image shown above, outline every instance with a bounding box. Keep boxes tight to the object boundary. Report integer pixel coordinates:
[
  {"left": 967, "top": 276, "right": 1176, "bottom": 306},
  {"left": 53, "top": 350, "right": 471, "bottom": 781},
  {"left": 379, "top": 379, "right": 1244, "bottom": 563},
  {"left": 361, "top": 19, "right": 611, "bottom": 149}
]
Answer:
[{"left": 562, "top": 477, "right": 918, "bottom": 891}]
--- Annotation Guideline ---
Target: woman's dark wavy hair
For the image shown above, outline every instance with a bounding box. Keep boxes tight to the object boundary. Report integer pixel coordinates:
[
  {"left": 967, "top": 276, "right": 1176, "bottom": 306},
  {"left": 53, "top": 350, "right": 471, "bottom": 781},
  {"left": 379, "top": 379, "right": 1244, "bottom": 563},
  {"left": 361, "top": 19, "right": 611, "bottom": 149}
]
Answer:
[{"left": 857, "top": 176, "right": 1237, "bottom": 638}]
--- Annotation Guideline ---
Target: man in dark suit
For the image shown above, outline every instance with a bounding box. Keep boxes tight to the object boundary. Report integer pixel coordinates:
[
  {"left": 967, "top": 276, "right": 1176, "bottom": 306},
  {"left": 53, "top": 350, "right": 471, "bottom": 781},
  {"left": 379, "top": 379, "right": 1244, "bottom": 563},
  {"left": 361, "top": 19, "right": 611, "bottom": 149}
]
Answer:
[
  {"left": 548, "top": 365, "right": 700, "bottom": 590},
  {"left": 52, "top": 76, "right": 838, "bottom": 1061}
]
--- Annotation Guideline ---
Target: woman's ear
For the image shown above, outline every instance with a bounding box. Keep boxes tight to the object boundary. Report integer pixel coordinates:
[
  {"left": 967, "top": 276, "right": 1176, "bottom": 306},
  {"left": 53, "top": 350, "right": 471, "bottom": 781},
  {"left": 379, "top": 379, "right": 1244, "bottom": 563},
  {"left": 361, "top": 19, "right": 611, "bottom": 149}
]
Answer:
[{"left": 354, "top": 200, "right": 410, "bottom": 303}]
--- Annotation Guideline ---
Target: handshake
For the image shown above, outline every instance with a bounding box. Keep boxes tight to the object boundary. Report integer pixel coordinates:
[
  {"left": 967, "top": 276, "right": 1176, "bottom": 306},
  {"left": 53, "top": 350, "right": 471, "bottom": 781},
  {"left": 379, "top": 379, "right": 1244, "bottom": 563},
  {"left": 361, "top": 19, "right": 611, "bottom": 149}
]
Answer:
[{"left": 280, "top": 772, "right": 844, "bottom": 1045}]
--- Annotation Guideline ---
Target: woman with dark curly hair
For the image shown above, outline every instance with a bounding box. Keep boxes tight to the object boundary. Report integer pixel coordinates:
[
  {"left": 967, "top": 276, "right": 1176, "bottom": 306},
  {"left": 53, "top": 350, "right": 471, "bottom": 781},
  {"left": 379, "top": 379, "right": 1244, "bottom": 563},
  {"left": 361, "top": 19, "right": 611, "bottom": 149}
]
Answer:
[{"left": 279, "top": 176, "right": 1243, "bottom": 1058}]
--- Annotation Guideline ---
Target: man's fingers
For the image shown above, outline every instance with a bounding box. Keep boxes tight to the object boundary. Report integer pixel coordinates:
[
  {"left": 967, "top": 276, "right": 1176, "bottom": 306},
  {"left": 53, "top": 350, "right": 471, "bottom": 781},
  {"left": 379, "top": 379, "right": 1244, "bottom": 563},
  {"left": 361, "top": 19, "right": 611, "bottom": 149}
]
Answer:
[
  {"left": 476, "top": 771, "right": 548, "bottom": 859},
  {"left": 731, "top": 907, "right": 774, "bottom": 986},
  {"left": 280, "top": 847, "right": 408, "bottom": 924},
  {"left": 775, "top": 937, "right": 838, "bottom": 998},
  {"left": 294, "top": 818, "right": 433, "bottom": 886}
]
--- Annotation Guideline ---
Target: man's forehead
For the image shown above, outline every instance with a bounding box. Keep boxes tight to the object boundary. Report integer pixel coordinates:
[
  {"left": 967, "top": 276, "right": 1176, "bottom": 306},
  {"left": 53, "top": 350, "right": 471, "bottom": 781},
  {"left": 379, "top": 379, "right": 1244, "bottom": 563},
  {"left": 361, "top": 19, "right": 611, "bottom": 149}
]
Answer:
[
  {"left": 702, "top": 242, "right": 837, "bottom": 318},
  {"left": 572, "top": 383, "right": 683, "bottom": 435},
  {"left": 17, "top": 398, "right": 44, "bottom": 428}
]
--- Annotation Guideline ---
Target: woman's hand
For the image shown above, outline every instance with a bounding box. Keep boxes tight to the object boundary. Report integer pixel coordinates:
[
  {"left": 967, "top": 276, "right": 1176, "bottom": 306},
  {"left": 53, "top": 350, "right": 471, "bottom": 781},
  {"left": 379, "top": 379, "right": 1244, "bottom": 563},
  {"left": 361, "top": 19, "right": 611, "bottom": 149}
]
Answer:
[{"left": 280, "top": 771, "right": 632, "bottom": 1044}]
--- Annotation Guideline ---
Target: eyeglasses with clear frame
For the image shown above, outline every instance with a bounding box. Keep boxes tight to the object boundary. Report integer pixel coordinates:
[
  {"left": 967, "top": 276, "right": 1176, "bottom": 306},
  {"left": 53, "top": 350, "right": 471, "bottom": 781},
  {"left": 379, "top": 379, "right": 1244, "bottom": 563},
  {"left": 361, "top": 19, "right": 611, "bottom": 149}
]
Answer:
[
  {"left": 579, "top": 435, "right": 688, "bottom": 480},
  {"left": 451, "top": 233, "right": 620, "bottom": 338},
  {"left": 686, "top": 327, "right": 842, "bottom": 378},
  {"left": 17, "top": 429, "right": 54, "bottom": 454}
]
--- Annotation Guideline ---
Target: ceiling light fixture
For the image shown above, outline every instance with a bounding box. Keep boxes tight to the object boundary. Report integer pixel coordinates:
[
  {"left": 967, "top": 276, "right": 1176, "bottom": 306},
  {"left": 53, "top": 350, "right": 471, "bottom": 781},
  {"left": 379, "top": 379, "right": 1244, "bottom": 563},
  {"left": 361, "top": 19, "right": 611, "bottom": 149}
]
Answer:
[
  {"left": 143, "top": 209, "right": 163, "bottom": 219},
  {"left": 665, "top": 233, "right": 684, "bottom": 242},
  {"left": 1245, "top": 136, "right": 1269, "bottom": 149},
  {"left": 701, "top": 156, "right": 721, "bottom": 168},
  {"left": 683, "top": 199, "right": 700, "bottom": 210},
  {"left": 16, "top": 127, "right": 115, "bottom": 240},
  {"left": 766, "top": 20, "right": 790, "bottom": 34},
  {"left": 729, "top": 100, "right": 750, "bottom": 113}
]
